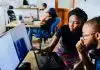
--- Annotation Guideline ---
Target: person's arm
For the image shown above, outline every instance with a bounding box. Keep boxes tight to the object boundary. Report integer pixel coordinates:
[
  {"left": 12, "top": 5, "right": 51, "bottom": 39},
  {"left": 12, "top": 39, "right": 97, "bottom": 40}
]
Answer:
[
  {"left": 74, "top": 61, "right": 84, "bottom": 70},
  {"left": 80, "top": 51, "right": 94, "bottom": 70},
  {"left": 76, "top": 40, "right": 94, "bottom": 70},
  {"left": 40, "top": 13, "right": 51, "bottom": 24},
  {"left": 43, "top": 34, "right": 60, "bottom": 52},
  {"left": 43, "top": 25, "right": 63, "bottom": 52}
]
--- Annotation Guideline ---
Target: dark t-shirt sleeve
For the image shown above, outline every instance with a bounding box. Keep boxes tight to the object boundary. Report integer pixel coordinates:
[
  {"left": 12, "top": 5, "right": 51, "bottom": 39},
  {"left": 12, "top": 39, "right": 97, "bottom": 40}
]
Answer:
[{"left": 55, "top": 26, "right": 64, "bottom": 39}]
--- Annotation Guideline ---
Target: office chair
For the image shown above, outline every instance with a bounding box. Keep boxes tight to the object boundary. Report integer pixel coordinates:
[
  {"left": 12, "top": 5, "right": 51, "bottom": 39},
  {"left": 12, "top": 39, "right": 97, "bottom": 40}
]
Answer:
[
  {"left": 32, "top": 17, "right": 60, "bottom": 43},
  {"left": 49, "top": 17, "right": 60, "bottom": 37}
]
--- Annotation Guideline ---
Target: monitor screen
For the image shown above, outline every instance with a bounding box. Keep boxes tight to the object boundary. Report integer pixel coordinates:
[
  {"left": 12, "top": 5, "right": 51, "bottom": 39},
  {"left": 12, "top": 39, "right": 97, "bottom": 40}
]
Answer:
[
  {"left": 14, "top": 38, "right": 28, "bottom": 63},
  {"left": 0, "top": 32, "right": 29, "bottom": 70},
  {"left": 0, "top": 32, "right": 20, "bottom": 70}
]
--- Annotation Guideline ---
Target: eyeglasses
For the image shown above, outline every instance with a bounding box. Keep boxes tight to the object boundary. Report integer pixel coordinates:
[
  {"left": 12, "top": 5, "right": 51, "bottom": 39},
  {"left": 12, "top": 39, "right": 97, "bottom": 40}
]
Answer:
[{"left": 82, "top": 33, "right": 96, "bottom": 39}]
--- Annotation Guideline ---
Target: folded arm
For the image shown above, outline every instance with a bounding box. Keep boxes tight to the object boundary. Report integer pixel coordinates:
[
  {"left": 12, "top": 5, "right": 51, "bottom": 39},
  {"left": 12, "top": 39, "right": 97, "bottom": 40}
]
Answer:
[
  {"left": 43, "top": 34, "right": 60, "bottom": 52},
  {"left": 76, "top": 40, "right": 94, "bottom": 70}
]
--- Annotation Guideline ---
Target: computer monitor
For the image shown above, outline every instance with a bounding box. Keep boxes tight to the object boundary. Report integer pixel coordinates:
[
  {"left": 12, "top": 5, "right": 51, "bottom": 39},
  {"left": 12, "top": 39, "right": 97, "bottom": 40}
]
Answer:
[
  {"left": 10, "top": 23, "right": 32, "bottom": 50},
  {"left": 0, "top": 32, "right": 20, "bottom": 70},
  {"left": 14, "top": 38, "right": 28, "bottom": 63},
  {"left": 0, "top": 32, "right": 29, "bottom": 70}
]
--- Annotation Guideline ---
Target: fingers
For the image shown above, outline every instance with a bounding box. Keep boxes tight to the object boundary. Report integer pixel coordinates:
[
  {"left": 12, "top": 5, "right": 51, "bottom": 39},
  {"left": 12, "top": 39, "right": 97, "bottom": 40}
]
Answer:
[{"left": 76, "top": 39, "right": 85, "bottom": 53}]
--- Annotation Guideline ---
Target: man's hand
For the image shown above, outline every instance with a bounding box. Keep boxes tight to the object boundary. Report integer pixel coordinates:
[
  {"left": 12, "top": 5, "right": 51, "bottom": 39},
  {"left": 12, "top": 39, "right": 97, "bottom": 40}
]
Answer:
[
  {"left": 76, "top": 39, "right": 86, "bottom": 53},
  {"left": 76, "top": 38, "right": 94, "bottom": 70}
]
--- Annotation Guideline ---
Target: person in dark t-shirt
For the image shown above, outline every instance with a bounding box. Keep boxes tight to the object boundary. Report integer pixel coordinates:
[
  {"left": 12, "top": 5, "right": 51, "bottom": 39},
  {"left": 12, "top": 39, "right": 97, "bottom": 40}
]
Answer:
[
  {"left": 56, "top": 25, "right": 82, "bottom": 54},
  {"left": 43, "top": 7, "right": 88, "bottom": 69}
]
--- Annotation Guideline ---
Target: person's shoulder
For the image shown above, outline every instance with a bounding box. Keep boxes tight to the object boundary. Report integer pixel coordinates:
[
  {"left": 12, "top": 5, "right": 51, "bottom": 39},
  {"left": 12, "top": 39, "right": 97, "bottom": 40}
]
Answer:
[
  {"left": 44, "top": 7, "right": 53, "bottom": 13},
  {"left": 57, "top": 25, "right": 69, "bottom": 33},
  {"left": 60, "top": 25, "right": 69, "bottom": 30}
]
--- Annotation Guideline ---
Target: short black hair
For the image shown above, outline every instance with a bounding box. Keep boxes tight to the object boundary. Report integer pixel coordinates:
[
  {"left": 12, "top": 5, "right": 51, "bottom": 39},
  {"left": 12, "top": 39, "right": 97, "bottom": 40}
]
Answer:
[
  {"left": 87, "top": 16, "right": 100, "bottom": 24},
  {"left": 47, "top": 8, "right": 57, "bottom": 18},
  {"left": 84, "top": 16, "right": 100, "bottom": 32},
  {"left": 68, "top": 7, "right": 88, "bottom": 23},
  {"left": 42, "top": 3, "right": 47, "bottom": 8}
]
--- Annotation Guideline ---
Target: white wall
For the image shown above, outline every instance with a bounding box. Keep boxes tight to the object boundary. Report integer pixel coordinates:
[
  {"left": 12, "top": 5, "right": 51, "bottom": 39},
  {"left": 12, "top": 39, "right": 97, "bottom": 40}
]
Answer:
[
  {"left": 75, "top": 0, "right": 100, "bottom": 20},
  {"left": 0, "top": 0, "right": 8, "bottom": 34},
  {"left": 13, "top": 9, "right": 38, "bottom": 20},
  {"left": 8, "top": 0, "right": 55, "bottom": 8},
  {"left": 38, "top": 0, "right": 55, "bottom": 8},
  {"left": 8, "top": 0, "right": 55, "bottom": 21},
  {"left": 0, "top": 7, "right": 6, "bottom": 34},
  {"left": 7, "top": 0, "right": 23, "bottom": 8}
]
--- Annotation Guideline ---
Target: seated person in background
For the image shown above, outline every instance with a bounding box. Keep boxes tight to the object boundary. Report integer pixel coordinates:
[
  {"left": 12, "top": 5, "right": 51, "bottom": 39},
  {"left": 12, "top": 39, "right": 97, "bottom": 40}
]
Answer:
[
  {"left": 39, "top": 3, "right": 49, "bottom": 20},
  {"left": 43, "top": 7, "right": 88, "bottom": 69},
  {"left": 76, "top": 16, "right": 100, "bottom": 70},
  {"left": 7, "top": 5, "right": 16, "bottom": 22},
  {"left": 30, "top": 8, "right": 58, "bottom": 39}
]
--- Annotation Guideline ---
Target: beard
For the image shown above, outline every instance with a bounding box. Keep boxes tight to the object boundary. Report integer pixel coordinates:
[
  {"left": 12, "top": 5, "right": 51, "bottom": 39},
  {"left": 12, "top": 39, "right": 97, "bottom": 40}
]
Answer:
[
  {"left": 86, "top": 43, "right": 97, "bottom": 51},
  {"left": 85, "top": 37, "right": 97, "bottom": 51}
]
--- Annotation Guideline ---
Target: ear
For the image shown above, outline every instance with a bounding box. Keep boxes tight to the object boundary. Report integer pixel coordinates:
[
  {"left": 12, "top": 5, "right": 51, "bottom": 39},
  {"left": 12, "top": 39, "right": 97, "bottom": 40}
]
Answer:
[{"left": 95, "top": 32, "right": 100, "bottom": 40}]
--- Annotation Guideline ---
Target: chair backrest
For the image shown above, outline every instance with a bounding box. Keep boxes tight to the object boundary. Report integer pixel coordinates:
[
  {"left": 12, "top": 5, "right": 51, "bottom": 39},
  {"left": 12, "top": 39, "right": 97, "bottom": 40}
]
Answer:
[
  {"left": 38, "top": 17, "right": 60, "bottom": 39},
  {"left": 50, "top": 17, "right": 60, "bottom": 35}
]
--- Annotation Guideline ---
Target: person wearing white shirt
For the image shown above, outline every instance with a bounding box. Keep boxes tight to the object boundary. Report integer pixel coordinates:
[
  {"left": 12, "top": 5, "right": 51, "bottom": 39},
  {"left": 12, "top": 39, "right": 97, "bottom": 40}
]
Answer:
[{"left": 39, "top": 3, "right": 49, "bottom": 20}]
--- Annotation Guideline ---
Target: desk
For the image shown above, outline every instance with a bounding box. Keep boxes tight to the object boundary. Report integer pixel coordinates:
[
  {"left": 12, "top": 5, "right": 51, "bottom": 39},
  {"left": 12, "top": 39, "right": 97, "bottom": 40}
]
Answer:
[
  {"left": 21, "top": 51, "right": 39, "bottom": 70},
  {"left": 6, "top": 21, "right": 41, "bottom": 31},
  {"left": 21, "top": 50, "right": 65, "bottom": 70}
]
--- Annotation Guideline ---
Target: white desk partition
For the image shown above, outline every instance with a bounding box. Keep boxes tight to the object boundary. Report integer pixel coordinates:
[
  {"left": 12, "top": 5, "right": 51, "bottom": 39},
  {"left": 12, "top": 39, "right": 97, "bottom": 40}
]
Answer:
[
  {"left": 0, "top": 32, "right": 19, "bottom": 70},
  {"left": 10, "top": 23, "right": 32, "bottom": 50}
]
